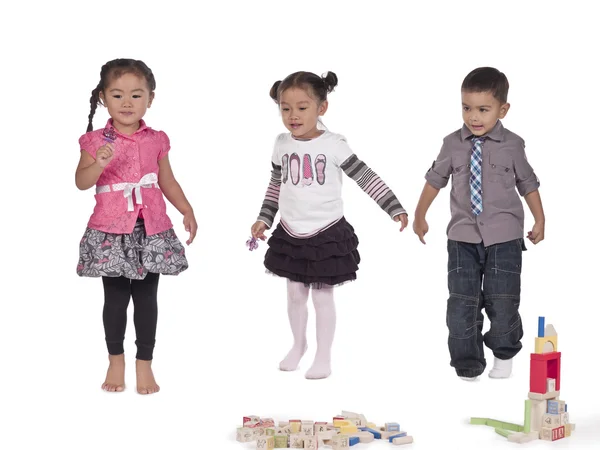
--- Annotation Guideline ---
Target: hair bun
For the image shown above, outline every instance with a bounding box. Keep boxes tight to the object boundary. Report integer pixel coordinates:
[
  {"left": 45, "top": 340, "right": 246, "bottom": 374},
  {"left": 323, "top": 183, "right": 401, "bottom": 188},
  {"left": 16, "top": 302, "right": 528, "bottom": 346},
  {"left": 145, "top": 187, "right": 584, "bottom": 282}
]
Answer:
[
  {"left": 322, "top": 71, "right": 338, "bottom": 93},
  {"left": 270, "top": 80, "right": 282, "bottom": 102}
]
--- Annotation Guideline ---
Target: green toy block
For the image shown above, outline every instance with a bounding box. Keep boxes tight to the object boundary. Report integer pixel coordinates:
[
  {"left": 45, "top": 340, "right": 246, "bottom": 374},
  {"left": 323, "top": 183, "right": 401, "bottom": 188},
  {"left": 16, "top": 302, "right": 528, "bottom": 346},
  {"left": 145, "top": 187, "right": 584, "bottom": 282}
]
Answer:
[
  {"left": 524, "top": 399, "right": 531, "bottom": 433},
  {"left": 495, "top": 428, "right": 513, "bottom": 438}
]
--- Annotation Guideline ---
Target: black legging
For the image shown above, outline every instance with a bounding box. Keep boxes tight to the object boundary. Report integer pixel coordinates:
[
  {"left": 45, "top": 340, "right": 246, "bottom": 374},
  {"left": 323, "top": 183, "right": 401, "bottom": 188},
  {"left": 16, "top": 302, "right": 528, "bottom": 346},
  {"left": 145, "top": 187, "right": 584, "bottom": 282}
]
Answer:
[{"left": 101, "top": 273, "right": 159, "bottom": 360}]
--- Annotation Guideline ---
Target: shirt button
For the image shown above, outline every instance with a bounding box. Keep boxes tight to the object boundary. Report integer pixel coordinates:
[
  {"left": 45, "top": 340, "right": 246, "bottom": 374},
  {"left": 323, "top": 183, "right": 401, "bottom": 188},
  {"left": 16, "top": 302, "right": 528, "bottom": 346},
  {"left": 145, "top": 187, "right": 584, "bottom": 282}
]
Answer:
[
  {"left": 479, "top": 221, "right": 484, "bottom": 225},
  {"left": 491, "top": 164, "right": 496, "bottom": 168},
  {"left": 505, "top": 168, "right": 509, "bottom": 172}
]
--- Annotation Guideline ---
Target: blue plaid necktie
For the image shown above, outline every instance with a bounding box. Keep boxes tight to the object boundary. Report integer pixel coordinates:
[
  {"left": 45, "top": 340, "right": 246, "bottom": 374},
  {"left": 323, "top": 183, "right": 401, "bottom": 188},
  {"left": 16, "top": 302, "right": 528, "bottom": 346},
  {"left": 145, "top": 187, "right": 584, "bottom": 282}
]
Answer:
[{"left": 470, "top": 137, "right": 484, "bottom": 215}]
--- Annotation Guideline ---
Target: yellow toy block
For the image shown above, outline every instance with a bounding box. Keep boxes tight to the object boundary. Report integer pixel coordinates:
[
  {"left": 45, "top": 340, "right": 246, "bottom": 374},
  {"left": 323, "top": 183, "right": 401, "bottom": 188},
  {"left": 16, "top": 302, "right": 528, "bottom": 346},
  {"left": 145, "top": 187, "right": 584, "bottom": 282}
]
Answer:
[
  {"left": 535, "top": 335, "right": 557, "bottom": 353},
  {"left": 367, "top": 422, "right": 378, "bottom": 429},
  {"left": 340, "top": 425, "right": 358, "bottom": 434},
  {"left": 333, "top": 419, "right": 351, "bottom": 427}
]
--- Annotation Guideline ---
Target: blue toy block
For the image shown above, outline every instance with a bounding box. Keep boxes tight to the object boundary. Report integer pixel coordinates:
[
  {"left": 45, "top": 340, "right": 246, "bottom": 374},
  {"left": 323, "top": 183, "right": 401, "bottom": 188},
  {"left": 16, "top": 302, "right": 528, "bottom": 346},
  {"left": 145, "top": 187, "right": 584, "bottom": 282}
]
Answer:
[
  {"left": 389, "top": 432, "right": 408, "bottom": 441},
  {"left": 364, "top": 428, "right": 381, "bottom": 439},
  {"left": 548, "top": 400, "right": 559, "bottom": 415},
  {"left": 538, "top": 316, "right": 545, "bottom": 337},
  {"left": 386, "top": 422, "right": 400, "bottom": 432},
  {"left": 349, "top": 436, "right": 359, "bottom": 446}
]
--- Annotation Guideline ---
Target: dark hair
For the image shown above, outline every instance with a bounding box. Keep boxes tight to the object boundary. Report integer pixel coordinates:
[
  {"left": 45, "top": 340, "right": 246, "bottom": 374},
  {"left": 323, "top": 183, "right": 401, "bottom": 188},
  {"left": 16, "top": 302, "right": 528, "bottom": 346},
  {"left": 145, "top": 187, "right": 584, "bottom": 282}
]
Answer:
[
  {"left": 461, "top": 67, "right": 509, "bottom": 103},
  {"left": 86, "top": 58, "right": 156, "bottom": 132},
  {"left": 269, "top": 71, "right": 338, "bottom": 104}
]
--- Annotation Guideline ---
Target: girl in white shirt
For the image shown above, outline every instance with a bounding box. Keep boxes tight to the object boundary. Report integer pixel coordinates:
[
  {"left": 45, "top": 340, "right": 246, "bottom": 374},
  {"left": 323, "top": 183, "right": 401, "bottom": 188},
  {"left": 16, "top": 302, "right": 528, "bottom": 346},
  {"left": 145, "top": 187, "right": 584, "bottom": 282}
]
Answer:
[{"left": 250, "top": 71, "right": 408, "bottom": 379}]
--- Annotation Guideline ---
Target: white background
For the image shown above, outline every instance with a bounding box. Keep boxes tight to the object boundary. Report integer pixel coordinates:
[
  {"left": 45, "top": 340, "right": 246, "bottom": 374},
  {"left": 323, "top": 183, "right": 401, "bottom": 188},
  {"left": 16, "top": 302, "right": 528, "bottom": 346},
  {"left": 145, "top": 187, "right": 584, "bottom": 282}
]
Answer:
[{"left": 1, "top": 0, "right": 599, "bottom": 449}]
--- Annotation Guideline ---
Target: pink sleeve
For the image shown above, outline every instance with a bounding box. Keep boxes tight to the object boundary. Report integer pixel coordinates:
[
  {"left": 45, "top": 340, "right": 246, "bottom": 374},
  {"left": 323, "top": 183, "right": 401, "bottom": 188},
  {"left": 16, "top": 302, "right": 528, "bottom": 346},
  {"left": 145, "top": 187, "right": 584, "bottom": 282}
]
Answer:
[
  {"left": 79, "top": 132, "right": 100, "bottom": 159},
  {"left": 158, "top": 131, "right": 171, "bottom": 160}
]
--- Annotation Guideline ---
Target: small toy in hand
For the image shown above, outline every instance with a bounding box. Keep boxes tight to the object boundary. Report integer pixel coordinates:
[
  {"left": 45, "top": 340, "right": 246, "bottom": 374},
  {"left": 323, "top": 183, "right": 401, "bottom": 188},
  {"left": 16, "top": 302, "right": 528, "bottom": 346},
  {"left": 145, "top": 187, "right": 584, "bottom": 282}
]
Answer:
[
  {"left": 103, "top": 127, "right": 117, "bottom": 143},
  {"left": 246, "top": 237, "right": 259, "bottom": 251}
]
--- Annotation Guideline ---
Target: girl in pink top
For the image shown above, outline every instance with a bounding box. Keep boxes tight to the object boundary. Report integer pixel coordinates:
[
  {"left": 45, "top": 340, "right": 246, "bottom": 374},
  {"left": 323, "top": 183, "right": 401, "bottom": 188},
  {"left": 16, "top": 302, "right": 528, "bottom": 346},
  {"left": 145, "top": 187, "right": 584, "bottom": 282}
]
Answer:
[{"left": 75, "top": 58, "right": 197, "bottom": 395}]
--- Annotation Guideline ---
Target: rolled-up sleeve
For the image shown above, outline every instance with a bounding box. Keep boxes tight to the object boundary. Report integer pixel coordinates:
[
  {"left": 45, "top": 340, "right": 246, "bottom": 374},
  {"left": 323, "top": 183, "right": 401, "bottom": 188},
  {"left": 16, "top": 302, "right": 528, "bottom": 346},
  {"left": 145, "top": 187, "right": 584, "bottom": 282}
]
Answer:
[
  {"left": 424, "top": 139, "right": 452, "bottom": 189},
  {"left": 513, "top": 140, "right": 540, "bottom": 196}
]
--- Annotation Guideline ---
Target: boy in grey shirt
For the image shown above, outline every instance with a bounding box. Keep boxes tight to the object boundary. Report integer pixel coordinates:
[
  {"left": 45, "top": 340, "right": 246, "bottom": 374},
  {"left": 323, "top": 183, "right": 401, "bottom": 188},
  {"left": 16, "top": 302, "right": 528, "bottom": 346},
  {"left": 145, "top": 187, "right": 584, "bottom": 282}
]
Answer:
[{"left": 413, "top": 67, "right": 545, "bottom": 380}]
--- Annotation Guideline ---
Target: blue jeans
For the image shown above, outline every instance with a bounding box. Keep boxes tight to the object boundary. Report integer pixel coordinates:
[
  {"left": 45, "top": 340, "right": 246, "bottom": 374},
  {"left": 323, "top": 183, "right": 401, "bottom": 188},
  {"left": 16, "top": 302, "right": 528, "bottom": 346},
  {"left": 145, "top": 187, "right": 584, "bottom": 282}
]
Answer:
[{"left": 446, "top": 238, "right": 526, "bottom": 377}]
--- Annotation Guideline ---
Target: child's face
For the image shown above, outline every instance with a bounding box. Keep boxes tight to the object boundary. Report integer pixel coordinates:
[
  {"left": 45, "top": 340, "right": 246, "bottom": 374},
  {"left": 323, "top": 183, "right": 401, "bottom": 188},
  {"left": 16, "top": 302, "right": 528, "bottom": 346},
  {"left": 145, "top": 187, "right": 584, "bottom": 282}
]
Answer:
[
  {"left": 100, "top": 72, "right": 154, "bottom": 133},
  {"left": 461, "top": 90, "right": 509, "bottom": 136},
  {"left": 279, "top": 87, "right": 328, "bottom": 139}
]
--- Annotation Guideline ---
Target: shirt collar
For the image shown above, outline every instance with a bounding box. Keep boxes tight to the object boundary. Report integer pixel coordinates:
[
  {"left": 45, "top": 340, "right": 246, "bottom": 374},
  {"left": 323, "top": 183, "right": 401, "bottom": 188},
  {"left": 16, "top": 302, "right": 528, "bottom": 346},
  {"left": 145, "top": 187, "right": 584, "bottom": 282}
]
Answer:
[
  {"left": 104, "top": 118, "right": 148, "bottom": 139},
  {"left": 460, "top": 119, "right": 504, "bottom": 142}
]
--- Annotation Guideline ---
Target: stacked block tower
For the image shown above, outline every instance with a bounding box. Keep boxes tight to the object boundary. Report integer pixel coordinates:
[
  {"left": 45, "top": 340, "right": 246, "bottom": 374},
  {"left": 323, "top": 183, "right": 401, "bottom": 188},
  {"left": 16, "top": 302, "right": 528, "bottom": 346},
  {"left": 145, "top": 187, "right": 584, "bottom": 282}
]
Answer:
[{"left": 470, "top": 316, "right": 575, "bottom": 443}]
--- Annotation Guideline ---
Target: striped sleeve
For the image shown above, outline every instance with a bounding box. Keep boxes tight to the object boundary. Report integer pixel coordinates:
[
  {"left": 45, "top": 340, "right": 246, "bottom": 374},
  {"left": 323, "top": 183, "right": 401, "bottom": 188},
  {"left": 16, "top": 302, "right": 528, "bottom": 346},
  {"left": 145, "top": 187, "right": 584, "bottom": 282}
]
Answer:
[
  {"left": 256, "top": 162, "right": 282, "bottom": 228},
  {"left": 340, "top": 154, "right": 406, "bottom": 219}
]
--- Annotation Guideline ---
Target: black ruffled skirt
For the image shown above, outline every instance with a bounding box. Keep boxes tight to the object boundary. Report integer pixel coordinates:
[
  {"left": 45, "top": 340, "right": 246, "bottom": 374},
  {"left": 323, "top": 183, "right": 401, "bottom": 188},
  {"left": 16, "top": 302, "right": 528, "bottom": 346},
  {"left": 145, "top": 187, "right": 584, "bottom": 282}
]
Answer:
[{"left": 264, "top": 217, "right": 360, "bottom": 289}]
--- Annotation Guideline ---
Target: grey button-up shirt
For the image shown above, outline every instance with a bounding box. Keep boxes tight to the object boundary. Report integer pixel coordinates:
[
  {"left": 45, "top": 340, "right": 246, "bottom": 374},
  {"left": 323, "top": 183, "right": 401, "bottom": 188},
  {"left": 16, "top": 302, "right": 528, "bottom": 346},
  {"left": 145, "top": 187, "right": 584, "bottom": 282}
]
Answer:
[{"left": 425, "top": 120, "right": 540, "bottom": 246}]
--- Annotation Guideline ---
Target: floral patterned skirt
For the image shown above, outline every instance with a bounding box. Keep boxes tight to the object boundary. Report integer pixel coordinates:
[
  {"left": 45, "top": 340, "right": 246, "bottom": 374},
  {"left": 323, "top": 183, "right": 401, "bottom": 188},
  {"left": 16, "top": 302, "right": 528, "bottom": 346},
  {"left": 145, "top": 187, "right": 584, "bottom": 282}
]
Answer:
[{"left": 77, "top": 218, "right": 188, "bottom": 280}]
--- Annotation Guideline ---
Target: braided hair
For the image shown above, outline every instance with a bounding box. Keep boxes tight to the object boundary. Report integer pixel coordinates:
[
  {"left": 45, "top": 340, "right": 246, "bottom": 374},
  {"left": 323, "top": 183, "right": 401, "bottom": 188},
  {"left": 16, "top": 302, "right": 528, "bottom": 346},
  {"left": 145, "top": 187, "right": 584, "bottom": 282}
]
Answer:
[{"left": 87, "top": 58, "right": 156, "bottom": 132}]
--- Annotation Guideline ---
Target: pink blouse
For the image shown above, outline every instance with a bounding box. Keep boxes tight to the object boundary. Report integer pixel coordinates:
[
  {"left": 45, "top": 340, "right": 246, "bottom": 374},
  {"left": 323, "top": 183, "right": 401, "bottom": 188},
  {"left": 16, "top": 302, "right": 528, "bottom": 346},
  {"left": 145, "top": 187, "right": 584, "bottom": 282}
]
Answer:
[{"left": 79, "top": 119, "right": 173, "bottom": 235}]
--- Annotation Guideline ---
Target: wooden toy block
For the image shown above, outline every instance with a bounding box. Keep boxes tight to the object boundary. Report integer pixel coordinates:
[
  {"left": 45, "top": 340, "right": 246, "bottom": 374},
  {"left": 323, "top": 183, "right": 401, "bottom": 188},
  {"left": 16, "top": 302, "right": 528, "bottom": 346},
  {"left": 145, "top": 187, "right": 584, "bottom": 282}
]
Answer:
[
  {"left": 314, "top": 422, "right": 329, "bottom": 434},
  {"left": 547, "top": 400, "right": 565, "bottom": 414},
  {"left": 253, "top": 427, "right": 267, "bottom": 439},
  {"left": 540, "top": 425, "right": 564, "bottom": 441},
  {"left": 565, "top": 423, "right": 572, "bottom": 437},
  {"left": 529, "top": 398, "right": 547, "bottom": 432},
  {"left": 380, "top": 431, "right": 396, "bottom": 439},
  {"left": 340, "top": 425, "right": 358, "bottom": 434},
  {"left": 546, "top": 378, "right": 556, "bottom": 392},
  {"left": 385, "top": 422, "right": 400, "bottom": 432},
  {"left": 542, "top": 413, "right": 560, "bottom": 428},
  {"left": 530, "top": 351, "right": 561, "bottom": 393},
  {"left": 262, "top": 418, "right": 276, "bottom": 428},
  {"left": 559, "top": 412, "right": 569, "bottom": 426},
  {"left": 256, "top": 436, "right": 275, "bottom": 450},
  {"left": 331, "top": 435, "right": 350, "bottom": 450},
  {"left": 265, "top": 428, "right": 276, "bottom": 436},
  {"left": 538, "top": 316, "right": 545, "bottom": 337},
  {"left": 333, "top": 419, "right": 351, "bottom": 427},
  {"left": 244, "top": 416, "right": 261, "bottom": 426},
  {"left": 346, "top": 418, "right": 362, "bottom": 427},
  {"left": 290, "top": 420, "right": 302, "bottom": 433},
  {"left": 545, "top": 324, "right": 557, "bottom": 337},
  {"left": 304, "top": 436, "right": 318, "bottom": 449},
  {"left": 366, "top": 422, "right": 377, "bottom": 429},
  {"left": 348, "top": 436, "right": 360, "bottom": 446},
  {"left": 392, "top": 436, "right": 413, "bottom": 445},
  {"left": 302, "top": 423, "right": 315, "bottom": 436},
  {"left": 528, "top": 390, "right": 560, "bottom": 401},
  {"left": 333, "top": 416, "right": 345, "bottom": 422},
  {"left": 363, "top": 427, "right": 381, "bottom": 439},
  {"left": 535, "top": 335, "right": 557, "bottom": 354},
  {"left": 289, "top": 433, "right": 304, "bottom": 448},
  {"left": 523, "top": 399, "right": 531, "bottom": 433},
  {"left": 388, "top": 432, "right": 407, "bottom": 441},
  {"left": 507, "top": 432, "right": 539, "bottom": 443},
  {"left": 351, "top": 432, "right": 374, "bottom": 443},
  {"left": 275, "top": 425, "right": 292, "bottom": 435},
  {"left": 494, "top": 428, "right": 512, "bottom": 438},
  {"left": 278, "top": 421, "right": 289, "bottom": 427},
  {"left": 358, "top": 415, "right": 368, "bottom": 427},
  {"left": 273, "top": 435, "right": 288, "bottom": 448},
  {"left": 237, "top": 427, "right": 255, "bottom": 442}
]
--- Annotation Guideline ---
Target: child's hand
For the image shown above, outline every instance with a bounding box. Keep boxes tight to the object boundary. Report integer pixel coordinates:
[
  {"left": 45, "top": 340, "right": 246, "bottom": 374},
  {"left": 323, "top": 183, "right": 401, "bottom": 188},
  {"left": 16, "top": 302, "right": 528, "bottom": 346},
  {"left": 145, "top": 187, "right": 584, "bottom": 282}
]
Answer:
[
  {"left": 393, "top": 213, "right": 409, "bottom": 231},
  {"left": 413, "top": 216, "right": 429, "bottom": 244},
  {"left": 251, "top": 221, "right": 268, "bottom": 240},
  {"left": 183, "top": 211, "right": 197, "bottom": 245},
  {"left": 527, "top": 221, "right": 545, "bottom": 244},
  {"left": 95, "top": 143, "right": 114, "bottom": 168}
]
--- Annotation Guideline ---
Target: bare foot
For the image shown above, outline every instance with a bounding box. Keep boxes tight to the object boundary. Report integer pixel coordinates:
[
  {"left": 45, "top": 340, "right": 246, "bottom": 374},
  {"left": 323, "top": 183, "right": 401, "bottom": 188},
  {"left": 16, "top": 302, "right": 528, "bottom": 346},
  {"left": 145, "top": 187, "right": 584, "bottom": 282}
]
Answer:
[
  {"left": 102, "top": 354, "right": 125, "bottom": 392},
  {"left": 136, "top": 359, "right": 160, "bottom": 394}
]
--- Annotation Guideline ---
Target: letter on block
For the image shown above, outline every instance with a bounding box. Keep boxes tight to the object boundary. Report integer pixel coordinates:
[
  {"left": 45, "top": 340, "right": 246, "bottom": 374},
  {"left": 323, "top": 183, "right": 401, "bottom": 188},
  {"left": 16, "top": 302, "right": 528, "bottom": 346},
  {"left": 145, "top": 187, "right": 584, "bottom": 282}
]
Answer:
[
  {"left": 256, "top": 436, "right": 274, "bottom": 450},
  {"left": 542, "top": 413, "right": 560, "bottom": 428},
  {"left": 289, "top": 434, "right": 304, "bottom": 449},
  {"left": 237, "top": 427, "right": 255, "bottom": 442},
  {"left": 304, "top": 436, "right": 317, "bottom": 449},
  {"left": 332, "top": 435, "right": 350, "bottom": 450}
]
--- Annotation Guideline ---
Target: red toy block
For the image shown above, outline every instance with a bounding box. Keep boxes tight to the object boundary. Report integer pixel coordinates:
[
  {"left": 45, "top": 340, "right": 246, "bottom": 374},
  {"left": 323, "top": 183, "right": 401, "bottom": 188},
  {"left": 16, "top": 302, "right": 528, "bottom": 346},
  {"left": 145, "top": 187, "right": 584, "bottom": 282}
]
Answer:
[
  {"left": 553, "top": 425, "right": 565, "bottom": 441},
  {"left": 530, "top": 352, "right": 561, "bottom": 394}
]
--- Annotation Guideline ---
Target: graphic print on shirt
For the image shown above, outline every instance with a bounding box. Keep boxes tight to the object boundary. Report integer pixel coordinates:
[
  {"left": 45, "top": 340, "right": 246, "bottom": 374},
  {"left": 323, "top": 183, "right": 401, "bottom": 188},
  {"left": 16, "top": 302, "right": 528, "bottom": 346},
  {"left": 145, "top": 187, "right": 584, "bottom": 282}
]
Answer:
[
  {"left": 290, "top": 153, "right": 301, "bottom": 185},
  {"left": 282, "top": 153, "right": 289, "bottom": 184},
  {"left": 315, "top": 154, "right": 326, "bottom": 185},
  {"left": 302, "top": 153, "right": 313, "bottom": 186}
]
